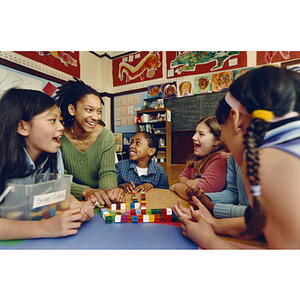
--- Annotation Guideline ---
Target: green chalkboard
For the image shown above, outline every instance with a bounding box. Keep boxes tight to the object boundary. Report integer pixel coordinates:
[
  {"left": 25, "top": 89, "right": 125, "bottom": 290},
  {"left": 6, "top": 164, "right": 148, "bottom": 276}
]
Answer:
[{"left": 164, "top": 91, "right": 226, "bottom": 131}]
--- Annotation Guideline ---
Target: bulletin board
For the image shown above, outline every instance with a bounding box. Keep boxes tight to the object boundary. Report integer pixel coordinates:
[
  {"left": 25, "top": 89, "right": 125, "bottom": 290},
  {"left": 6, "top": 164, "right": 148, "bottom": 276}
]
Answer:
[
  {"left": 0, "top": 60, "right": 65, "bottom": 97},
  {"left": 114, "top": 91, "right": 147, "bottom": 133}
]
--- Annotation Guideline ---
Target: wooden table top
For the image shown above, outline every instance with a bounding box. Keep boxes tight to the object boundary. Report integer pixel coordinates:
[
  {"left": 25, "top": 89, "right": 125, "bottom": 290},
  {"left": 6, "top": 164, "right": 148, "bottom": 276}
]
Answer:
[{"left": 124, "top": 189, "right": 268, "bottom": 249}]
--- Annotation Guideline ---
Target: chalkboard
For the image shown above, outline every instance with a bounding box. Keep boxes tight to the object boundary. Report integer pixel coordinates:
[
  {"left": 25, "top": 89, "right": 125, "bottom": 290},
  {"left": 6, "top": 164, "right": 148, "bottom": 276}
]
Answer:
[{"left": 164, "top": 91, "right": 226, "bottom": 131}]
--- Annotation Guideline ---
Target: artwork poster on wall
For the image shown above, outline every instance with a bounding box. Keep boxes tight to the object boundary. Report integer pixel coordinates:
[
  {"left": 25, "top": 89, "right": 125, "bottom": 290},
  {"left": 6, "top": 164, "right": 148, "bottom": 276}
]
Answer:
[
  {"left": 113, "top": 51, "right": 163, "bottom": 87},
  {"left": 166, "top": 51, "right": 247, "bottom": 78},
  {"left": 256, "top": 51, "right": 300, "bottom": 65},
  {"left": 14, "top": 51, "right": 80, "bottom": 78}
]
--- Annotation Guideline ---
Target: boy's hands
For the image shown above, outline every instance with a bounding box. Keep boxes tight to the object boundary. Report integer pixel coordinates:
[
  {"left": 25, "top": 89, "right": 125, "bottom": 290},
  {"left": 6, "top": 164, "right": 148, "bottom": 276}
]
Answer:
[
  {"left": 120, "top": 182, "right": 154, "bottom": 193},
  {"left": 120, "top": 181, "right": 136, "bottom": 193}
]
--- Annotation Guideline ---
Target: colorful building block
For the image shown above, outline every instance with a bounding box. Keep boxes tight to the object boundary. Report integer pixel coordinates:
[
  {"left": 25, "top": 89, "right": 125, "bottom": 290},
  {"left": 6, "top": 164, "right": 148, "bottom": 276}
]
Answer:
[
  {"left": 60, "top": 201, "right": 69, "bottom": 210},
  {"left": 99, "top": 206, "right": 113, "bottom": 223},
  {"left": 132, "top": 215, "right": 138, "bottom": 223},
  {"left": 115, "top": 215, "right": 121, "bottom": 222},
  {"left": 42, "top": 211, "right": 51, "bottom": 219},
  {"left": 6, "top": 211, "right": 24, "bottom": 220},
  {"left": 154, "top": 215, "right": 161, "bottom": 222},
  {"left": 166, "top": 208, "right": 172, "bottom": 215}
]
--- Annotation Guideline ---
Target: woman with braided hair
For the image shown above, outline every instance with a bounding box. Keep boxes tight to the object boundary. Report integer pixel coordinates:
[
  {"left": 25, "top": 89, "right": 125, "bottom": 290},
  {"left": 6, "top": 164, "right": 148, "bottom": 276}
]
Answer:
[
  {"left": 171, "top": 66, "right": 300, "bottom": 249},
  {"left": 56, "top": 78, "right": 125, "bottom": 207}
]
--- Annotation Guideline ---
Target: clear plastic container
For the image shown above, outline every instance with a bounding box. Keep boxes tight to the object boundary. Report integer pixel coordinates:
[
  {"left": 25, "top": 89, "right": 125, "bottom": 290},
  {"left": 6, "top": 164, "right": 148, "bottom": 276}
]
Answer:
[{"left": 0, "top": 174, "right": 72, "bottom": 220}]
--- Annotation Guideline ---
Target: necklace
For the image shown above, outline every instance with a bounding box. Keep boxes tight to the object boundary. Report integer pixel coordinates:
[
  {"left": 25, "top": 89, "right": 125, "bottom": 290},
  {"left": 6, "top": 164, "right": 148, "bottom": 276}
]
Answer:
[{"left": 71, "top": 128, "right": 89, "bottom": 151}]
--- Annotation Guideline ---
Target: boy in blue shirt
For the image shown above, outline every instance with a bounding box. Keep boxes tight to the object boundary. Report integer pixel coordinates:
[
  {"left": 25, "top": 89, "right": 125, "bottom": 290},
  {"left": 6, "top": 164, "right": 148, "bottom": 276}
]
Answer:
[{"left": 116, "top": 132, "right": 169, "bottom": 193}]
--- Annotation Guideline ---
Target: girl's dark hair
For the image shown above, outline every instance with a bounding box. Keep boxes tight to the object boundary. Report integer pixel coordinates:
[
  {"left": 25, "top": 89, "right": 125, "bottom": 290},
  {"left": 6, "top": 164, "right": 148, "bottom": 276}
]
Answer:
[
  {"left": 0, "top": 88, "right": 58, "bottom": 195},
  {"left": 139, "top": 132, "right": 159, "bottom": 157},
  {"left": 216, "top": 66, "right": 300, "bottom": 237},
  {"left": 55, "top": 77, "right": 104, "bottom": 130},
  {"left": 186, "top": 115, "right": 225, "bottom": 174}
]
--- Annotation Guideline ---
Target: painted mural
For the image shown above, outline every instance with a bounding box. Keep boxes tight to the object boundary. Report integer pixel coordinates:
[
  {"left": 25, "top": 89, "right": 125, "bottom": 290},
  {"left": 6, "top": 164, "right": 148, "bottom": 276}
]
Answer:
[
  {"left": 166, "top": 51, "right": 247, "bottom": 78},
  {"left": 113, "top": 51, "right": 163, "bottom": 87},
  {"left": 14, "top": 51, "right": 80, "bottom": 78},
  {"left": 257, "top": 51, "right": 300, "bottom": 65}
]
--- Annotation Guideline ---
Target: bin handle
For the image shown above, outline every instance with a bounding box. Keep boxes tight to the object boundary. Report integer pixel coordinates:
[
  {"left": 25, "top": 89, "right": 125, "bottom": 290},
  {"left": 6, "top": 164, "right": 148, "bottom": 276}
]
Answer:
[{"left": 0, "top": 186, "right": 13, "bottom": 204}]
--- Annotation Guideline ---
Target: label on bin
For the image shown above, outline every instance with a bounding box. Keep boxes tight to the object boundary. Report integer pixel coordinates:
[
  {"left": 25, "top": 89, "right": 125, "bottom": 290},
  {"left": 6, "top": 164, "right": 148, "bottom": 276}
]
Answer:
[{"left": 33, "top": 189, "right": 66, "bottom": 209}]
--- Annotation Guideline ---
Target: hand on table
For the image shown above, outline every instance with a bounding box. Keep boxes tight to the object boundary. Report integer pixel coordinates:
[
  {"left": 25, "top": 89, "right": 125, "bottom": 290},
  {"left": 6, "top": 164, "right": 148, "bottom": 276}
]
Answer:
[
  {"left": 171, "top": 196, "right": 219, "bottom": 249},
  {"left": 82, "top": 187, "right": 112, "bottom": 207},
  {"left": 135, "top": 183, "right": 154, "bottom": 193},
  {"left": 80, "top": 199, "right": 95, "bottom": 222},
  {"left": 185, "top": 183, "right": 214, "bottom": 214},
  {"left": 105, "top": 187, "right": 126, "bottom": 203},
  {"left": 120, "top": 182, "right": 136, "bottom": 194},
  {"left": 43, "top": 208, "right": 83, "bottom": 237},
  {"left": 121, "top": 182, "right": 154, "bottom": 193}
]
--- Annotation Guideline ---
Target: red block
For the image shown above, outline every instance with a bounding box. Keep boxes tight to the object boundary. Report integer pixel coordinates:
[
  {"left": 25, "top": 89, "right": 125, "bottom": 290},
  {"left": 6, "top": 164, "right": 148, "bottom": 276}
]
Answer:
[
  {"left": 127, "top": 215, "right": 132, "bottom": 223},
  {"left": 138, "top": 215, "right": 143, "bottom": 223},
  {"left": 130, "top": 209, "right": 136, "bottom": 215},
  {"left": 165, "top": 215, "right": 171, "bottom": 222},
  {"left": 154, "top": 215, "right": 161, "bottom": 223},
  {"left": 141, "top": 209, "right": 147, "bottom": 215},
  {"left": 161, "top": 209, "right": 167, "bottom": 215},
  {"left": 42, "top": 211, "right": 51, "bottom": 219},
  {"left": 160, "top": 215, "right": 166, "bottom": 222}
]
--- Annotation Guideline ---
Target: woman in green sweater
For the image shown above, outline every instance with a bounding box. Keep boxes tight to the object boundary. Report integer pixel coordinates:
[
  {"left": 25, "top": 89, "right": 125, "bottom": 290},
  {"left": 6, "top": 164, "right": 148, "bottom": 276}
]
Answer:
[{"left": 56, "top": 78, "right": 125, "bottom": 207}]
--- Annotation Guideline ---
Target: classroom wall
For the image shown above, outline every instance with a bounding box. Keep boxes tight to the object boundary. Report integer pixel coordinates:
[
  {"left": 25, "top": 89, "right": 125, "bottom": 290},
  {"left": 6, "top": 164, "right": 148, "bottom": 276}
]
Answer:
[{"left": 79, "top": 51, "right": 111, "bottom": 129}]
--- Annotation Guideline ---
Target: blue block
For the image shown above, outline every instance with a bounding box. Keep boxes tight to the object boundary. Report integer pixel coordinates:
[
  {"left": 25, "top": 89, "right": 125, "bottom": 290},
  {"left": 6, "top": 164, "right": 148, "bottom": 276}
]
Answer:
[
  {"left": 132, "top": 216, "right": 138, "bottom": 223},
  {"left": 130, "top": 203, "right": 135, "bottom": 209},
  {"left": 136, "top": 209, "right": 141, "bottom": 215},
  {"left": 48, "top": 209, "right": 56, "bottom": 217}
]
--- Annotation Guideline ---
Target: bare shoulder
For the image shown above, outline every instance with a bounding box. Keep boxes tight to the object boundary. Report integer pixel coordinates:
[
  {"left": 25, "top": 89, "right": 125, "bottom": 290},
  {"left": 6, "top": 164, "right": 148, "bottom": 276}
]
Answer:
[{"left": 259, "top": 148, "right": 300, "bottom": 248}]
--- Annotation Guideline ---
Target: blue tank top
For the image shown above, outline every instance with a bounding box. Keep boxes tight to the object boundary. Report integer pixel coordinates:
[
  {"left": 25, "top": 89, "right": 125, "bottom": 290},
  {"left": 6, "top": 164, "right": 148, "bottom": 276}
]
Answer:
[{"left": 260, "top": 117, "right": 300, "bottom": 159}]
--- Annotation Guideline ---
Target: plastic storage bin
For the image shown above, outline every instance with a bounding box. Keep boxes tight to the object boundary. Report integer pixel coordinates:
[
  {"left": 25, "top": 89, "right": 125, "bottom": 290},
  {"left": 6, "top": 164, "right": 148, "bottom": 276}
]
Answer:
[{"left": 0, "top": 173, "right": 72, "bottom": 220}]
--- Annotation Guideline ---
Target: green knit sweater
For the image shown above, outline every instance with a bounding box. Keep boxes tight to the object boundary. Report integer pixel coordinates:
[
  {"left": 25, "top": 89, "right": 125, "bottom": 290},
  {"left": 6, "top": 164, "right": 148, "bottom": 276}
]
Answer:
[{"left": 60, "top": 127, "right": 118, "bottom": 201}]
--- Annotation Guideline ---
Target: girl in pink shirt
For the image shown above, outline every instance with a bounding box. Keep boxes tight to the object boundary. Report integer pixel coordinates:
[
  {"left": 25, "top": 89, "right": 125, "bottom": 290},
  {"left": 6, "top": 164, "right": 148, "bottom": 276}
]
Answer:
[{"left": 170, "top": 115, "right": 229, "bottom": 199}]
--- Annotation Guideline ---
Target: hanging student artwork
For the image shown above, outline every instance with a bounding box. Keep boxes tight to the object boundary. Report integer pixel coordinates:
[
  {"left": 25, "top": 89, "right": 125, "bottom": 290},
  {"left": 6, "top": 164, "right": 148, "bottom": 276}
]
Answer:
[
  {"left": 113, "top": 51, "right": 163, "bottom": 86},
  {"left": 256, "top": 51, "right": 300, "bottom": 65},
  {"left": 166, "top": 51, "right": 247, "bottom": 78},
  {"left": 14, "top": 51, "right": 80, "bottom": 78}
]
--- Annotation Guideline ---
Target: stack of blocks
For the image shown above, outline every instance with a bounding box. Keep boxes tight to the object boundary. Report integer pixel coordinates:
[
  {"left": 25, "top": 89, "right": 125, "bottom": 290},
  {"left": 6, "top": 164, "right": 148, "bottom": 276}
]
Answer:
[
  {"left": 98, "top": 192, "right": 179, "bottom": 224},
  {"left": 6, "top": 201, "right": 69, "bottom": 220}
]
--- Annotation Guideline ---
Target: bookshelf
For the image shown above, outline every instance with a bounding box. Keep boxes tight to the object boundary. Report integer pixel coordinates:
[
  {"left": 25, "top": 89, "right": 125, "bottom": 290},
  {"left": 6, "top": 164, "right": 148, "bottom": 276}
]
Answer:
[{"left": 136, "top": 108, "right": 172, "bottom": 167}]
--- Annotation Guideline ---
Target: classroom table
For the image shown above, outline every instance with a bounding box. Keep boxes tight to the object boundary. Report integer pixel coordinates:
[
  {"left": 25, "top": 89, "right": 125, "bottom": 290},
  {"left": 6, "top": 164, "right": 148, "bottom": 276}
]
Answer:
[{"left": 0, "top": 189, "right": 267, "bottom": 250}]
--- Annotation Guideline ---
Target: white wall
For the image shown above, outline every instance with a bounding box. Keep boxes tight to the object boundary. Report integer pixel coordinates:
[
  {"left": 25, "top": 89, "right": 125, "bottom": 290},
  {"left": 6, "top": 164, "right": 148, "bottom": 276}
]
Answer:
[{"left": 79, "top": 51, "right": 111, "bottom": 129}]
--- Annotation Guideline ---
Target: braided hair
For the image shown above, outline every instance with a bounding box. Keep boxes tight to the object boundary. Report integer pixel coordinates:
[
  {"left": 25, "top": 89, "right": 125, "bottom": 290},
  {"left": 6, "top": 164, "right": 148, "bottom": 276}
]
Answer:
[
  {"left": 138, "top": 132, "right": 159, "bottom": 157},
  {"left": 216, "top": 66, "right": 300, "bottom": 237},
  {"left": 55, "top": 77, "right": 104, "bottom": 130}
]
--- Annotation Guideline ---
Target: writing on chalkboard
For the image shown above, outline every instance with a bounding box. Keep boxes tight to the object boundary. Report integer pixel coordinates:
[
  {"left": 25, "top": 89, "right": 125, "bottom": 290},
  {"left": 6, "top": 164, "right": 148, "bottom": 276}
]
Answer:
[{"left": 164, "top": 92, "right": 226, "bottom": 131}]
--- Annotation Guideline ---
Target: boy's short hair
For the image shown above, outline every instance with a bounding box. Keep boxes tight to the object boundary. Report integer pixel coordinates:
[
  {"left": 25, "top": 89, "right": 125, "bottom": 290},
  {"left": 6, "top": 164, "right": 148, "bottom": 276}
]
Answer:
[{"left": 139, "top": 131, "right": 159, "bottom": 157}]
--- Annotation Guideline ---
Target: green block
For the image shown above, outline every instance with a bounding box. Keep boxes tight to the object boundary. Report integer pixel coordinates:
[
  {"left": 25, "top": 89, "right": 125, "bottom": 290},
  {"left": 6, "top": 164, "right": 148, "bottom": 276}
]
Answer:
[
  {"left": 105, "top": 215, "right": 113, "bottom": 224},
  {"left": 146, "top": 209, "right": 152, "bottom": 215}
]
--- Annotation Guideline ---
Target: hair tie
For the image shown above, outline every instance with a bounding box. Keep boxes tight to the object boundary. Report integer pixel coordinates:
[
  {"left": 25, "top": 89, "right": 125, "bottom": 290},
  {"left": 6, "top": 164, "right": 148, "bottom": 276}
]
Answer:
[
  {"left": 251, "top": 185, "right": 261, "bottom": 197},
  {"left": 252, "top": 110, "right": 274, "bottom": 122}
]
